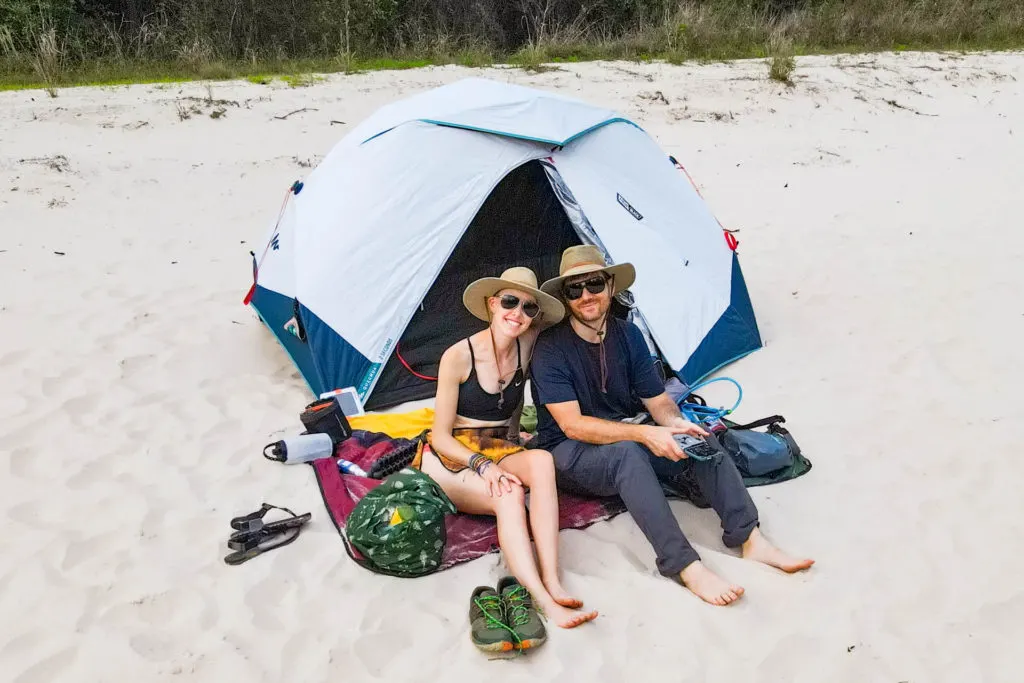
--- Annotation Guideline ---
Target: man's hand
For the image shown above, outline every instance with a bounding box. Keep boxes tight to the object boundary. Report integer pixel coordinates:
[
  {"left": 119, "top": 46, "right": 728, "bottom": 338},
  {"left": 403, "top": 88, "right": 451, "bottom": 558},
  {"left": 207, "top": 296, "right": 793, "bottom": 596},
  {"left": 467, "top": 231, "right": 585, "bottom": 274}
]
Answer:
[
  {"left": 640, "top": 425, "right": 686, "bottom": 461},
  {"left": 667, "top": 417, "right": 709, "bottom": 438},
  {"left": 640, "top": 419, "right": 710, "bottom": 461}
]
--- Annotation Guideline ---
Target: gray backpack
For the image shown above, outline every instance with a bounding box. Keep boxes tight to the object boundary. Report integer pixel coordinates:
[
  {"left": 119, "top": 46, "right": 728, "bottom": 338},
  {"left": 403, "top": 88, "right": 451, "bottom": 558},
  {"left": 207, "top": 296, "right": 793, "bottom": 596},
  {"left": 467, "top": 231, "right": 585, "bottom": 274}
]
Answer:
[{"left": 720, "top": 416, "right": 800, "bottom": 477}]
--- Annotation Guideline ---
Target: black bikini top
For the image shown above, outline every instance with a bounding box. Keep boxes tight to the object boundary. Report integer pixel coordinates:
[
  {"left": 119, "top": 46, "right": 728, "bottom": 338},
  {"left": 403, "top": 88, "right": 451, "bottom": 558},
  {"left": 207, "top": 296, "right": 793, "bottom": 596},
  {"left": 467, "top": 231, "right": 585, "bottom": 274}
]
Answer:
[{"left": 456, "top": 337, "right": 525, "bottom": 422}]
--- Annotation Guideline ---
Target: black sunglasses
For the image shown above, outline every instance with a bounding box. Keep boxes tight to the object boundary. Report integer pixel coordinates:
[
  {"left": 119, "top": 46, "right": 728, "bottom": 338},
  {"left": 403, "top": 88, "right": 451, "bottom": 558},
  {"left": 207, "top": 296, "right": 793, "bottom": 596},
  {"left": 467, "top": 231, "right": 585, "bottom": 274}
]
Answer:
[
  {"left": 563, "top": 276, "right": 609, "bottom": 301},
  {"left": 498, "top": 294, "right": 540, "bottom": 318}
]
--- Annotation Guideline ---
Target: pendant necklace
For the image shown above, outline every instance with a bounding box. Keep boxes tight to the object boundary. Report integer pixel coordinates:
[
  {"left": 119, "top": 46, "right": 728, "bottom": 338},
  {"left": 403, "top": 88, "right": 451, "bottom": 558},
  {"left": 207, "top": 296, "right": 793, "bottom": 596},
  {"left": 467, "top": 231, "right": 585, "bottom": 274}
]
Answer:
[{"left": 489, "top": 329, "right": 514, "bottom": 411}]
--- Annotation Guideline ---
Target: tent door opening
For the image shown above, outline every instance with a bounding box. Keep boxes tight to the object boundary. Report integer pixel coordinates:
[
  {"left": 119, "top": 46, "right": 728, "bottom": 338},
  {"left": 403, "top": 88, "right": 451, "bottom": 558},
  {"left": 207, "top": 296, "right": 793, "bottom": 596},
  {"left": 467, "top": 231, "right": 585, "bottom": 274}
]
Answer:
[{"left": 364, "top": 160, "right": 583, "bottom": 411}]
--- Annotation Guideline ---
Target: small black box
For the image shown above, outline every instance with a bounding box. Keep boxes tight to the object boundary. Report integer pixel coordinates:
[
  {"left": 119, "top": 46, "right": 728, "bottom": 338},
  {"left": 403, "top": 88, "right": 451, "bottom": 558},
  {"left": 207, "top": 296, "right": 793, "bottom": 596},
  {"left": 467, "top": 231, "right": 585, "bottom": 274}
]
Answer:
[{"left": 300, "top": 397, "right": 351, "bottom": 444}]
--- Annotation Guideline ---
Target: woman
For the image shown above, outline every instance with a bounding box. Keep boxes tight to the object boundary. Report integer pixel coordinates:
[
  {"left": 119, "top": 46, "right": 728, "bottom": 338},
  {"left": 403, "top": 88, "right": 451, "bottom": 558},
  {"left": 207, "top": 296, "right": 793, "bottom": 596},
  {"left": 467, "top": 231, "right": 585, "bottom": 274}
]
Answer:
[{"left": 416, "top": 266, "right": 598, "bottom": 630}]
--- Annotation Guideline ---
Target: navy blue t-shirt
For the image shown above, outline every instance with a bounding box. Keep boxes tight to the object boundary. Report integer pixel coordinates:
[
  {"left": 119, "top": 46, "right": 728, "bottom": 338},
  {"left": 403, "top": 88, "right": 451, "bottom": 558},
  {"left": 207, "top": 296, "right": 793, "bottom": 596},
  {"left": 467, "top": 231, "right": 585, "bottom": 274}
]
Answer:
[{"left": 529, "top": 317, "right": 665, "bottom": 450}]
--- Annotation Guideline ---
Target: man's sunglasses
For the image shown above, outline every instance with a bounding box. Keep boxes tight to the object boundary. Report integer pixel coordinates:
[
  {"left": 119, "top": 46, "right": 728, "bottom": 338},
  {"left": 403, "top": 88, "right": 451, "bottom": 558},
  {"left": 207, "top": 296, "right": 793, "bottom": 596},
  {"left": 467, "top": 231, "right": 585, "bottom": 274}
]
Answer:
[
  {"left": 563, "top": 276, "right": 609, "bottom": 301},
  {"left": 497, "top": 294, "right": 540, "bottom": 318}
]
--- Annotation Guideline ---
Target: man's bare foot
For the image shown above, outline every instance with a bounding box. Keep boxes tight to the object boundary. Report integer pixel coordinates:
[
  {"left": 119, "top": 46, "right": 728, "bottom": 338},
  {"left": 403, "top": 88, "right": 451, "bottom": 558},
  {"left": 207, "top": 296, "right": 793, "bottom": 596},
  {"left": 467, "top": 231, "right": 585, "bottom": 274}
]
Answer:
[
  {"left": 741, "top": 528, "right": 815, "bottom": 573},
  {"left": 540, "top": 599, "right": 598, "bottom": 629},
  {"left": 678, "top": 562, "right": 744, "bottom": 606},
  {"left": 542, "top": 577, "right": 583, "bottom": 608}
]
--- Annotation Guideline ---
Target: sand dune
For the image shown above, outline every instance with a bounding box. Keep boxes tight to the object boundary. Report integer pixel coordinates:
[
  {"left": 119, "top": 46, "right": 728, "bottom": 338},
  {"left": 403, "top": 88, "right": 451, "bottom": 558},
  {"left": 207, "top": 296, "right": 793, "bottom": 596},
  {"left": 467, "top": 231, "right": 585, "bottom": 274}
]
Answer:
[{"left": 1, "top": 51, "right": 1023, "bottom": 682}]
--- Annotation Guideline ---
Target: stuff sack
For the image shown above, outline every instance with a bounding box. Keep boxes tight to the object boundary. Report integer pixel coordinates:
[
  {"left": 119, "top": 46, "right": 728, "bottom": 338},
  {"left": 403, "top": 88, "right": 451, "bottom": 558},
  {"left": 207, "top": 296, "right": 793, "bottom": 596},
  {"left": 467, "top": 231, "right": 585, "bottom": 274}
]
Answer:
[
  {"left": 720, "top": 416, "right": 800, "bottom": 477},
  {"left": 345, "top": 468, "right": 457, "bottom": 577},
  {"left": 300, "top": 396, "right": 352, "bottom": 444}
]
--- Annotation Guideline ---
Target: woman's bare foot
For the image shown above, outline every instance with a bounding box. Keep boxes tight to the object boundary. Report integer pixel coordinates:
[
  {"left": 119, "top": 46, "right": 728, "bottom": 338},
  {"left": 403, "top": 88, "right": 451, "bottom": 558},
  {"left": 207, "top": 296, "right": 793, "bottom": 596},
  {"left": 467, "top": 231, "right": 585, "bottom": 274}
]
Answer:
[
  {"left": 678, "top": 562, "right": 744, "bottom": 606},
  {"left": 541, "top": 599, "right": 598, "bottom": 629},
  {"left": 741, "top": 528, "right": 815, "bottom": 573},
  {"left": 542, "top": 577, "right": 584, "bottom": 608}
]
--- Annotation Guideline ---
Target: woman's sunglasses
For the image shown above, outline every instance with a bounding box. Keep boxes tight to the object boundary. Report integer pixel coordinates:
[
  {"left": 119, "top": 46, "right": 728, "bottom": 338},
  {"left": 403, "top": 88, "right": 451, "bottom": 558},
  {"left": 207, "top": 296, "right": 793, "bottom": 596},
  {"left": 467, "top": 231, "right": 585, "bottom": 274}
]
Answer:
[
  {"left": 562, "top": 276, "right": 609, "bottom": 301},
  {"left": 497, "top": 294, "right": 540, "bottom": 319}
]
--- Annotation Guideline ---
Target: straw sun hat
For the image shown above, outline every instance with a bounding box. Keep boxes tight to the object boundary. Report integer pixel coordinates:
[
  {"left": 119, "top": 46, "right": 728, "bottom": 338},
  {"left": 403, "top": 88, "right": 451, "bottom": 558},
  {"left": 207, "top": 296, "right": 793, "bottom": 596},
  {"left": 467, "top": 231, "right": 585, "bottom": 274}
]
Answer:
[
  {"left": 462, "top": 267, "right": 565, "bottom": 328},
  {"left": 540, "top": 245, "right": 636, "bottom": 299}
]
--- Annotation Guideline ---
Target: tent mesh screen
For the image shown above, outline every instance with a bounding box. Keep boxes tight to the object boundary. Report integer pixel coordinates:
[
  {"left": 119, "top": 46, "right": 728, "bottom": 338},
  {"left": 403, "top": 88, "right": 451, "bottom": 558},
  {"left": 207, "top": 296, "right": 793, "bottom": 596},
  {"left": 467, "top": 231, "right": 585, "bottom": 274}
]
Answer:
[{"left": 365, "top": 160, "right": 582, "bottom": 411}]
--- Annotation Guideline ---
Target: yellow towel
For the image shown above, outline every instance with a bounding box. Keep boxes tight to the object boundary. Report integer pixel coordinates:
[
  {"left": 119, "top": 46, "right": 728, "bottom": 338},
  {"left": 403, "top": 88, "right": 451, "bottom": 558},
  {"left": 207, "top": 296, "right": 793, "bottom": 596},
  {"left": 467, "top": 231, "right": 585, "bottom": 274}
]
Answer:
[{"left": 348, "top": 407, "right": 435, "bottom": 440}]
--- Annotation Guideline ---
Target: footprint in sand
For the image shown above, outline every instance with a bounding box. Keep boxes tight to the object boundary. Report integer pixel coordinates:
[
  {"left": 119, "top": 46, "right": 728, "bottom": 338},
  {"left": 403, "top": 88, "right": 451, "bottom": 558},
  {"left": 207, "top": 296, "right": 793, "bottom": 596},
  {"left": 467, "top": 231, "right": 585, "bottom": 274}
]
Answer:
[
  {"left": 243, "top": 576, "right": 295, "bottom": 630},
  {"left": 64, "top": 452, "right": 120, "bottom": 492},
  {"left": 117, "top": 353, "right": 158, "bottom": 383},
  {"left": 60, "top": 393, "right": 101, "bottom": 427},
  {"left": 11, "top": 647, "right": 78, "bottom": 683},
  {"left": 278, "top": 631, "right": 334, "bottom": 681},
  {"left": 755, "top": 633, "right": 825, "bottom": 683},
  {"left": 352, "top": 629, "right": 414, "bottom": 678},
  {"left": 61, "top": 530, "right": 125, "bottom": 575},
  {"left": 8, "top": 500, "right": 61, "bottom": 530},
  {"left": 8, "top": 446, "right": 47, "bottom": 480},
  {"left": 123, "top": 587, "right": 218, "bottom": 631},
  {"left": 128, "top": 631, "right": 179, "bottom": 663},
  {"left": 0, "top": 349, "right": 34, "bottom": 368}
]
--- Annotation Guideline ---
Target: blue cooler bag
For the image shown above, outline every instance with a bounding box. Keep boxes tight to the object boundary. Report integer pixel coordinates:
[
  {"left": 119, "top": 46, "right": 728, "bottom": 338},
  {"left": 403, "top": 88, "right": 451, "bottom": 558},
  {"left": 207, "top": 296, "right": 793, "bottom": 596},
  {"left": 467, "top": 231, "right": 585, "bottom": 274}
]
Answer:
[{"left": 720, "top": 416, "right": 799, "bottom": 477}]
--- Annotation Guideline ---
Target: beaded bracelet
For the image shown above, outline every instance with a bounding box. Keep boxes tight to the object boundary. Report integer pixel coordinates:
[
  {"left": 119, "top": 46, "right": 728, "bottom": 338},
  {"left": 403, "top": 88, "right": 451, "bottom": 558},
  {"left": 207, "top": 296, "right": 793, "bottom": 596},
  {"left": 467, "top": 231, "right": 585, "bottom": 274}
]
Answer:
[
  {"left": 468, "top": 453, "right": 491, "bottom": 476},
  {"left": 469, "top": 453, "right": 491, "bottom": 476}
]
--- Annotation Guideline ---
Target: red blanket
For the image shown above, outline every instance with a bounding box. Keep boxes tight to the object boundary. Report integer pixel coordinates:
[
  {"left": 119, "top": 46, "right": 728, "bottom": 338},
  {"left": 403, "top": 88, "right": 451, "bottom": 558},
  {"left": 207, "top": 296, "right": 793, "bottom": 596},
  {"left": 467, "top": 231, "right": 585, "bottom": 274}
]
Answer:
[{"left": 312, "top": 430, "right": 626, "bottom": 574}]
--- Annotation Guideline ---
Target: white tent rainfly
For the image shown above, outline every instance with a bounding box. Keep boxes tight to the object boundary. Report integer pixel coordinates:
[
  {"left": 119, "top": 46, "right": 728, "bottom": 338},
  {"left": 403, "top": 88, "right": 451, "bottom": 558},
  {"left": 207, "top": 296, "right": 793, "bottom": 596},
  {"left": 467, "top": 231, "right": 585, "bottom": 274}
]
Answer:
[{"left": 244, "top": 77, "right": 761, "bottom": 410}]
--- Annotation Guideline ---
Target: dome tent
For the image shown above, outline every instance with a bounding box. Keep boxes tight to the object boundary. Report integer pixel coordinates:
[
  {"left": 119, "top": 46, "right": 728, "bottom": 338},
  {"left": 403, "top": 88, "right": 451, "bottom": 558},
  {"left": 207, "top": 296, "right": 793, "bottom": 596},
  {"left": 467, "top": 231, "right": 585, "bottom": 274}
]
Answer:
[{"left": 245, "top": 77, "right": 761, "bottom": 410}]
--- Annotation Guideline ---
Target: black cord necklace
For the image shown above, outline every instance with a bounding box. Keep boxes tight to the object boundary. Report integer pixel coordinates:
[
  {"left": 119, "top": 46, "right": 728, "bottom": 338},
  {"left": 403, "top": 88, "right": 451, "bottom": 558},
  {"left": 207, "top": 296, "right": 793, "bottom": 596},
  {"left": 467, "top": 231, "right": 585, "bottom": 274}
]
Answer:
[{"left": 576, "top": 313, "right": 609, "bottom": 393}]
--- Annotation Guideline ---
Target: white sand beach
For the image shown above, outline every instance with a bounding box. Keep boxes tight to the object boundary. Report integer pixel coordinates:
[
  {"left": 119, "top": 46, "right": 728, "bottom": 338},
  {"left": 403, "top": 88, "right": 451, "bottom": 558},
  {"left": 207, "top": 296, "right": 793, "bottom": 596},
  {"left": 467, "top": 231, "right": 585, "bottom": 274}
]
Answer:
[{"left": 2, "top": 51, "right": 1023, "bottom": 682}]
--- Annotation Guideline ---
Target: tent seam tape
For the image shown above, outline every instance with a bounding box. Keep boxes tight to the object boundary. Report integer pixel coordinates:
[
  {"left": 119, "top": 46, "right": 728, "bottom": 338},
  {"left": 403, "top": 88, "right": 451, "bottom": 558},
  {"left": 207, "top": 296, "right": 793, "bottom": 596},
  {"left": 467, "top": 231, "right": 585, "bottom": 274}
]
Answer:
[{"left": 365, "top": 117, "right": 639, "bottom": 147}]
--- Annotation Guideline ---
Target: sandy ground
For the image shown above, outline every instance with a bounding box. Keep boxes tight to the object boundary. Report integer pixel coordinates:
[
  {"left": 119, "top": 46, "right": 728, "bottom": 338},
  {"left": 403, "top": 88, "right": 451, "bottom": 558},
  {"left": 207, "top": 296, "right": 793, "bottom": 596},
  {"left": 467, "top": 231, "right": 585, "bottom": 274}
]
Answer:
[{"left": 2, "top": 51, "right": 1023, "bottom": 682}]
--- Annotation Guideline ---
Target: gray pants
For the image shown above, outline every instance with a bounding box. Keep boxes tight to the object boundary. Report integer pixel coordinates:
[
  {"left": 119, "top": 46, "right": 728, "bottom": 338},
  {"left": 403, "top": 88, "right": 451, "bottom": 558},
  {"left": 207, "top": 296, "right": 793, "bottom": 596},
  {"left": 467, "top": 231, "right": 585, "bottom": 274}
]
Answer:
[{"left": 551, "top": 439, "right": 759, "bottom": 576}]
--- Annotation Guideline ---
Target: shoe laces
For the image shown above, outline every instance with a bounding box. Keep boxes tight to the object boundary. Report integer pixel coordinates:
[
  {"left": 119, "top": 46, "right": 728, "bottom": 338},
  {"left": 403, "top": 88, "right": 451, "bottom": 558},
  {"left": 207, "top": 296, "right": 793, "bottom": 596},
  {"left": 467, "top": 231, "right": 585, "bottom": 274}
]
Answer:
[
  {"left": 473, "top": 594, "right": 522, "bottom": 649},
  {"left": 504, "top": 585, "right": 533, "bottom": 627}
]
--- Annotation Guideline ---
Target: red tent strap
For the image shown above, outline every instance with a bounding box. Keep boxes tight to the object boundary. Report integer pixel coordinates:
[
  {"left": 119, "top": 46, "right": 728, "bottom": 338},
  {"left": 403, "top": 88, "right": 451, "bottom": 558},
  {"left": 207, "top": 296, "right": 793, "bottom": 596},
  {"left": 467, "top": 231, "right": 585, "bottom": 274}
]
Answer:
[
  {"left": 395, "top": 342, "right": 438, "bottom": 382},
  {"left": 671, "top": 156, "right": 739, "bottom": 252}
]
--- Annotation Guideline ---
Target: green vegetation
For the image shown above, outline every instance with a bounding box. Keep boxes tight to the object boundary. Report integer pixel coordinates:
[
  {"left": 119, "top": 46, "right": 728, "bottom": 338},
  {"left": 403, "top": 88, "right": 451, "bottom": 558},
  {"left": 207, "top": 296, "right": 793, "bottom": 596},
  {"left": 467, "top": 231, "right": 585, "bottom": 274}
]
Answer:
[
  {"left": 1, "top": 1, "right": 1022, "bottom": 92},
  {"left": 768, "top": 35, "right": 796, "bottom": 84}
]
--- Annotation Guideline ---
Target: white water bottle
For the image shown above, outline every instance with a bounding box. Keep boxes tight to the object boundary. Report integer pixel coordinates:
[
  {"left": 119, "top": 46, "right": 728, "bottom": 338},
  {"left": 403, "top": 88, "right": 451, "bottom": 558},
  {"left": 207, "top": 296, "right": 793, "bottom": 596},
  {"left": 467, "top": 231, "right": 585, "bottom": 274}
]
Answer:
[{"left": 263, "top": 433, "right": 334, "bottom": 464}]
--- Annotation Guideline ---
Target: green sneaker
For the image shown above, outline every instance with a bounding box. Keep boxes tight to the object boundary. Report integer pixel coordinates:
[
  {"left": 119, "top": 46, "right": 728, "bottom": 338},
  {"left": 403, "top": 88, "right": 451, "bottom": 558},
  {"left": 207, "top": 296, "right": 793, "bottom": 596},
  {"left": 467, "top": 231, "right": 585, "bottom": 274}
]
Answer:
[
  {"left": 497, "top": 576, "right": 547, "bottom": 650},
  {"left": 469, "top": 586, "right": 516, "bottom": 652}
]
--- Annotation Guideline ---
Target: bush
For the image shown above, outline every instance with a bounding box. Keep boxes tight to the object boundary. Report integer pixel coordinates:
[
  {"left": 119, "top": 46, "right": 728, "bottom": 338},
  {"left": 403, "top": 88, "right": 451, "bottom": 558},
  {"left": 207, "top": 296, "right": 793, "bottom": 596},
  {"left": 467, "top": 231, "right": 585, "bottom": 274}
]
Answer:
[{"left": 0, "top": 0, "right": 1022, "bottom": 86}]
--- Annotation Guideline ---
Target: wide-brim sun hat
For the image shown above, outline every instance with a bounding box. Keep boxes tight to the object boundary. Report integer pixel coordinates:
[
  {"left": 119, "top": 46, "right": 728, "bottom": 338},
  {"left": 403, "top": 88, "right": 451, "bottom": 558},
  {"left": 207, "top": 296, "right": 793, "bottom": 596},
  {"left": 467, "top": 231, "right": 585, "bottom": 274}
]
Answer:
[
  {"left": 463, "top": 266, "right": 565, "bottom": 328},
  {"left": 540, "top": 245, "right": 636, "bottom": 300}
]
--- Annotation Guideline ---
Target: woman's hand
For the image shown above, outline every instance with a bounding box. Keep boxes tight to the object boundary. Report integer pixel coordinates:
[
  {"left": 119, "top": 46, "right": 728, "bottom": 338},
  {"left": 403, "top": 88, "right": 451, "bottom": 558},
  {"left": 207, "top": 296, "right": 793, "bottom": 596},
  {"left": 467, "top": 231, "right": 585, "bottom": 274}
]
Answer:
[{"left": 477, "top": 461, "right": 523, "bottom": 497}]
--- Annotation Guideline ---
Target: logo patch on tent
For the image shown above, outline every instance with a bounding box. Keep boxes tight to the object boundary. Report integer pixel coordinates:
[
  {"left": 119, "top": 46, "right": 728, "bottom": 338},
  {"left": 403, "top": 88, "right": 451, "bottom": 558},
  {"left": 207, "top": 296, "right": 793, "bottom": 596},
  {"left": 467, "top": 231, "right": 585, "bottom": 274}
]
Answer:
[
  {"left": 616, "top": 194, "right": 643, "bottom": 221},
  {"left": 270, "top": 233, "right": 281, "bottom": 251}
]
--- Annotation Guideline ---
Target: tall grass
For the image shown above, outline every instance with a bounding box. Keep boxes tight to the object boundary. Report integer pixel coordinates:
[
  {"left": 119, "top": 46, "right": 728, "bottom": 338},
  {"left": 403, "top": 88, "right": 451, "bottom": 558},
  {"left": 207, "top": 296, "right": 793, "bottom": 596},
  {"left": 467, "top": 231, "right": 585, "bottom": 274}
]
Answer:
[
  {"left": 32, "top": 26, "right": 63, "bottom": 96},
  {"left": 1, "top": 0, "right": 1022, "bottom": 89},
  {"left": 768, "top": 34, "right": 796, "bottom": 84}
]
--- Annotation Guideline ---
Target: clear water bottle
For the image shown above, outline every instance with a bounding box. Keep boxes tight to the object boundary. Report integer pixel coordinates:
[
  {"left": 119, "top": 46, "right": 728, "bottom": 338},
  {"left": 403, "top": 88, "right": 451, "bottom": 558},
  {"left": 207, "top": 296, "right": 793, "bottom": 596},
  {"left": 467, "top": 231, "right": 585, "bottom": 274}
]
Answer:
[{"left": 263, "top": 433, "right": 334, "bottom": 464}]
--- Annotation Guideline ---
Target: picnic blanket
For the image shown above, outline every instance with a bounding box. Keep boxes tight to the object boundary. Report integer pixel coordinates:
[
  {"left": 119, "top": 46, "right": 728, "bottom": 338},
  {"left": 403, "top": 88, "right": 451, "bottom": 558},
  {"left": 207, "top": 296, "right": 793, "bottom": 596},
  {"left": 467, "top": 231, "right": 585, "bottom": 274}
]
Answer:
[
  {"left": 314, "top": 428, "right": 811, "bottom": 576},
  {"left": 312, "top": 430, "right": 628, "bottom": 575}
]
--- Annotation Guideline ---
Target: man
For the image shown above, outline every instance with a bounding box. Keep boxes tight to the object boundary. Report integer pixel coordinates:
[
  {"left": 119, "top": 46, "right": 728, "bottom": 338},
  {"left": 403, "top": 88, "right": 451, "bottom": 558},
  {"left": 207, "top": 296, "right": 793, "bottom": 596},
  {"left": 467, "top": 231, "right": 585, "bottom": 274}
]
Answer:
[{"left": 530, "top": 246, "right": 813, "bottom": 606}]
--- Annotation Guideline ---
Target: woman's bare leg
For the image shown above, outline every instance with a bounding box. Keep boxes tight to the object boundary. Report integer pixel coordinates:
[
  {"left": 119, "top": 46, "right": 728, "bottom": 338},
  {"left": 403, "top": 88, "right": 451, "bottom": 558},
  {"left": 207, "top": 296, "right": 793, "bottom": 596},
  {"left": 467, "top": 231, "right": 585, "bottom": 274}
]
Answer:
[
  {"left": 500, "top": 450, "right": 582, "bottom": 608},
  {"left": 420, "top": 451, "right": 596, "bottom": 628}
]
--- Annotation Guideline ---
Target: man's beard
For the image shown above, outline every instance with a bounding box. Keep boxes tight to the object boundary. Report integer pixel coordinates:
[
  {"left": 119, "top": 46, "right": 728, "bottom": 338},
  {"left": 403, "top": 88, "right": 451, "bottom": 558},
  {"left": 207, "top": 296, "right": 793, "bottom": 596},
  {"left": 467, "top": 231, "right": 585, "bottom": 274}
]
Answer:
[{"left": 570, "top": 299, "right": 609, "bottom": 324}]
